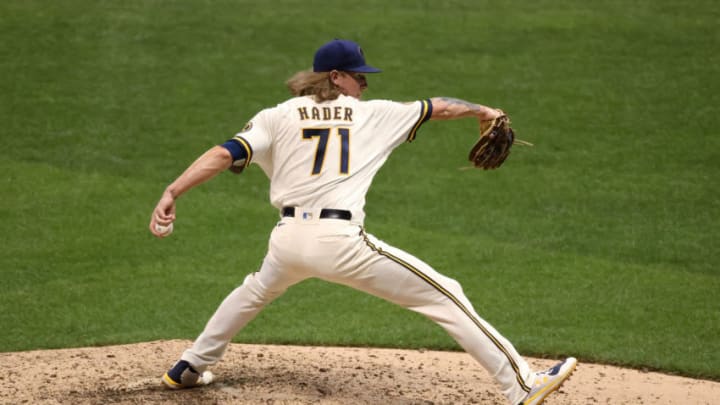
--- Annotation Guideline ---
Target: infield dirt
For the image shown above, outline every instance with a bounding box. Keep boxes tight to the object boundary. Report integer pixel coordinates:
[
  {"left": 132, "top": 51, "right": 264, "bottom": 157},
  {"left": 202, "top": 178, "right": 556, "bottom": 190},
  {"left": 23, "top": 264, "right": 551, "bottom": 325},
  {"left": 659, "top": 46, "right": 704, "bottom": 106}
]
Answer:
[{"left": 2, "top": 339, "right": 718, "bottom": 404}]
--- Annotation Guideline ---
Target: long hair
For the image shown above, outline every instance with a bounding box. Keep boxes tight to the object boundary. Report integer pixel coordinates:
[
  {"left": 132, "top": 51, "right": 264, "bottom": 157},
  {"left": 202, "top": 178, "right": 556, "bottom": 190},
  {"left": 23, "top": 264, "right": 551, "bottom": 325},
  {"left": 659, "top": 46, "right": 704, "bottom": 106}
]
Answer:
[{"left": 286, "top": 70, "right": 342, "bottom": 102}]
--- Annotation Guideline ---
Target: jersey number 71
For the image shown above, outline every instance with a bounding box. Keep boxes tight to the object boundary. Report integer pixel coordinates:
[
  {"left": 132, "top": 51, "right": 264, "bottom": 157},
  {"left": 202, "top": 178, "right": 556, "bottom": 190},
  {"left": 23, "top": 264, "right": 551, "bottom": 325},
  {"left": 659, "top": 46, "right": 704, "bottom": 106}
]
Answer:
[{"left": 302, "top": 128, "right": 350, "bottom": 175}]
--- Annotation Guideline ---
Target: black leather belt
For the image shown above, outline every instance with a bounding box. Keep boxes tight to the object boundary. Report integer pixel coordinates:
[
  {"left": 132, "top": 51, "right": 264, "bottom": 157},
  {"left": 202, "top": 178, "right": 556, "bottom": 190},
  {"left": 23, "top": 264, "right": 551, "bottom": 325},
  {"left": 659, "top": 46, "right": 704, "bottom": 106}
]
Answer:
[{"left": 282, "top": 207, "right": 352, "bottom": 220}]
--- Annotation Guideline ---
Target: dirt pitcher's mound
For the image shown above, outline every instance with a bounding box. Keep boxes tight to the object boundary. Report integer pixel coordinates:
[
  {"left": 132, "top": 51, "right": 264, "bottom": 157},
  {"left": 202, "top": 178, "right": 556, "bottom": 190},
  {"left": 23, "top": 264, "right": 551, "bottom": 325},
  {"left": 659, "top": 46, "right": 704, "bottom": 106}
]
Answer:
[{"left": 1, "top": 340, "right": 718, "bottom": 404}]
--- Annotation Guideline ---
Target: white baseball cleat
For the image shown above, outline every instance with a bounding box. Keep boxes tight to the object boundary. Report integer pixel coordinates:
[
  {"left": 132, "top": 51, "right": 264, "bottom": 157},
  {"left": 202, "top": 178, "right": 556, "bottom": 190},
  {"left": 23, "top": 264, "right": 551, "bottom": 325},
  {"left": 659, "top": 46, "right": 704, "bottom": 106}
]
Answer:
[
  {"left": 519, "top": 357, "right": 577, "bottom": 405},
  {"left": 162, "top": 360, "right": 214, "bottom": 389}
]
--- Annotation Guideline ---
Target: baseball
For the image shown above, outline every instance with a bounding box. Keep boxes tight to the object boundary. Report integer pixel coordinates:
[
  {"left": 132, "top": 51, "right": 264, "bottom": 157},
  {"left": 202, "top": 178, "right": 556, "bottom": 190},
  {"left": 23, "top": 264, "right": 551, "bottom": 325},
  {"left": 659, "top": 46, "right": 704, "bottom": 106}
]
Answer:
[{"left": 154, "top": 222, "right": 174, "bottom": 235}]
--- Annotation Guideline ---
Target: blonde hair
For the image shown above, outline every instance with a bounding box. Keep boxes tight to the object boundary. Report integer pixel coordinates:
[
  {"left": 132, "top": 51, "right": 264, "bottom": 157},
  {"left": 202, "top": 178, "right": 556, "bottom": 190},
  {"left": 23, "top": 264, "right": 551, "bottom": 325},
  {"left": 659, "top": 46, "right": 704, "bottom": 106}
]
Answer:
[{"left": 286, "top": 70, "right": 342, "bottom": 102}]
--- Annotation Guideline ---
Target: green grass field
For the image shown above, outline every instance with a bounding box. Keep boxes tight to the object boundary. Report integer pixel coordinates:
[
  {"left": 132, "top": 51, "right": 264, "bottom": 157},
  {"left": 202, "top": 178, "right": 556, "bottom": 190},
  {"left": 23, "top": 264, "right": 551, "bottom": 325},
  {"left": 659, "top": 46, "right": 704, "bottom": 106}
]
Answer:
[{"left": 1, "top": 0, "right": 718, "bottom": 381}]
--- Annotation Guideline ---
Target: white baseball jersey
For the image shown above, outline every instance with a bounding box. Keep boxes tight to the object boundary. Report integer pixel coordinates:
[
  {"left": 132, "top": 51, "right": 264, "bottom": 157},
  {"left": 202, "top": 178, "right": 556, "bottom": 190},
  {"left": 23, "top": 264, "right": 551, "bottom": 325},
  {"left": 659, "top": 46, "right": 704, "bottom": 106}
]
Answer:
[{"left": 232, "top": 95, "right": 432, "bottom": 222}]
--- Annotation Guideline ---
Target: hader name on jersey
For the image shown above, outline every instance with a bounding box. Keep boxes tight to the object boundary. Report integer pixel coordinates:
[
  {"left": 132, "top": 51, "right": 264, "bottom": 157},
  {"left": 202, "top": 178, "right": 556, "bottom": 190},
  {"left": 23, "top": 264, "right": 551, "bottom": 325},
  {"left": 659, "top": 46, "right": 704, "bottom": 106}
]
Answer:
[{"left": 297, "top": 106, "right": 353, "bottom": 122}]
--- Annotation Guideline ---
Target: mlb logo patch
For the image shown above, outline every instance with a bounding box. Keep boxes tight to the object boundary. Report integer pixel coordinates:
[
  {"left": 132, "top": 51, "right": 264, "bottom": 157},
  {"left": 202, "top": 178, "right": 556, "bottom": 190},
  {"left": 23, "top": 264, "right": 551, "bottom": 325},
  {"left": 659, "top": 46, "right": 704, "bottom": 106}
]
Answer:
[{"left": 302, "top": 212, "right": 313, "bottom": 220}]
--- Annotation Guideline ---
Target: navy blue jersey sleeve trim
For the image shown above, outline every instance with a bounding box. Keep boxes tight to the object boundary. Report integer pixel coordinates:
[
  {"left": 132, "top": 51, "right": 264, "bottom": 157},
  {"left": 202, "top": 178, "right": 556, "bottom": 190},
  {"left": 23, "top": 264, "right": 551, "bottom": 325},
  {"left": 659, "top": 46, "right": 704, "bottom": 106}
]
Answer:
[
  {"left": 406, "top": 99, "right": 433, "bottom": 142},
  {"left": 220, "top": 136, "right": 253, "bottom": 169}
]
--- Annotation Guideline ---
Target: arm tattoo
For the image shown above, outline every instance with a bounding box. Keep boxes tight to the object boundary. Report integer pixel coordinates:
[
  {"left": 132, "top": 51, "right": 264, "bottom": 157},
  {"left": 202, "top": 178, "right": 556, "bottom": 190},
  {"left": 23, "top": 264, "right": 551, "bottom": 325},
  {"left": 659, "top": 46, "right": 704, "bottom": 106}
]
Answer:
[{"left": 438, "top": 97, "right": 481, "bottom": 112}]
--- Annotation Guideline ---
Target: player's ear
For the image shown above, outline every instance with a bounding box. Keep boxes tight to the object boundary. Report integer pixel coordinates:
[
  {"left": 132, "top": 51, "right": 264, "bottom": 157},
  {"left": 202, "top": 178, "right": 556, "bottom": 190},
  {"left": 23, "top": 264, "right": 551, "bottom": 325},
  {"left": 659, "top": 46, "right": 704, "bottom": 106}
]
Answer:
[{"left": 329, "top": 70, "right": 341, "bottom": 85}]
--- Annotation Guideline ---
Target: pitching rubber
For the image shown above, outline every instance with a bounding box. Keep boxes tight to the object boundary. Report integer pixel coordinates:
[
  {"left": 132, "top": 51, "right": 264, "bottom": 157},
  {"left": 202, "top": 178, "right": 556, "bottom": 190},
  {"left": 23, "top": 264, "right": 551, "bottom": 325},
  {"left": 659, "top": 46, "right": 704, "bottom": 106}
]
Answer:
[{"left": 199, "top": 370, "right": 214, "bottom": 386}]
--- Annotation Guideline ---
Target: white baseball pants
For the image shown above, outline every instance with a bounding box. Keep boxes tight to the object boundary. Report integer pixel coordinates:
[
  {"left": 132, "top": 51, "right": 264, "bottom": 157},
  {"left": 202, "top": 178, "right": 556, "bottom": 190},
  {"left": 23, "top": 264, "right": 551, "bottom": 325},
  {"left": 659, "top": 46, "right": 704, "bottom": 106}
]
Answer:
[{"left": 181, "top": 213, "right": 533, "bottom": 404}]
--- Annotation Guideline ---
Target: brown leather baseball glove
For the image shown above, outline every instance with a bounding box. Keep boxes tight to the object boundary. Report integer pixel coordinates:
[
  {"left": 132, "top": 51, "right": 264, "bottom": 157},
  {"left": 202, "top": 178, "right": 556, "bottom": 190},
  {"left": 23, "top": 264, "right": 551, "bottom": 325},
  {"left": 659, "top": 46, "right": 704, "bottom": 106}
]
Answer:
[{"left": 468, "top": 113, "right": 529, "bottom": 170}]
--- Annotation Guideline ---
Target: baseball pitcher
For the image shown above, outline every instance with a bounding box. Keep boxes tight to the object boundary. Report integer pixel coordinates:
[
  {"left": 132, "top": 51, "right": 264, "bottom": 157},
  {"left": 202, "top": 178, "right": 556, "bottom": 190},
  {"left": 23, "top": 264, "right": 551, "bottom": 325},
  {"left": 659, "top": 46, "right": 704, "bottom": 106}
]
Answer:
[{"left": 149, "top": 39, "right": 576, "bottom": 405}]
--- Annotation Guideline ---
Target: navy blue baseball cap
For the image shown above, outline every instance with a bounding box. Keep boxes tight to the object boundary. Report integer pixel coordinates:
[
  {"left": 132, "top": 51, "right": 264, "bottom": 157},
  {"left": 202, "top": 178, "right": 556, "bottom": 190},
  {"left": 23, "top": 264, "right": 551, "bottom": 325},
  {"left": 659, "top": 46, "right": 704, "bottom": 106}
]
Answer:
[{"left": 313, "top": 39, "right": 381, "bottom": 73}]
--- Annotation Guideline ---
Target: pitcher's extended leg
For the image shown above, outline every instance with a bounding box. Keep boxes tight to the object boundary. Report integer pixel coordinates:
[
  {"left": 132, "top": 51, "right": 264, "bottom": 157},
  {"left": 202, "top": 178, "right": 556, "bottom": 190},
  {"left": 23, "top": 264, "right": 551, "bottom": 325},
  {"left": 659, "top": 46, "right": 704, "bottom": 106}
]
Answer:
[
  {"left": 329, "top": 230, "right": 533, "bottom": 404},
  {"left": 181, "top": 256, "right": 304, "bottom": 370}
]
